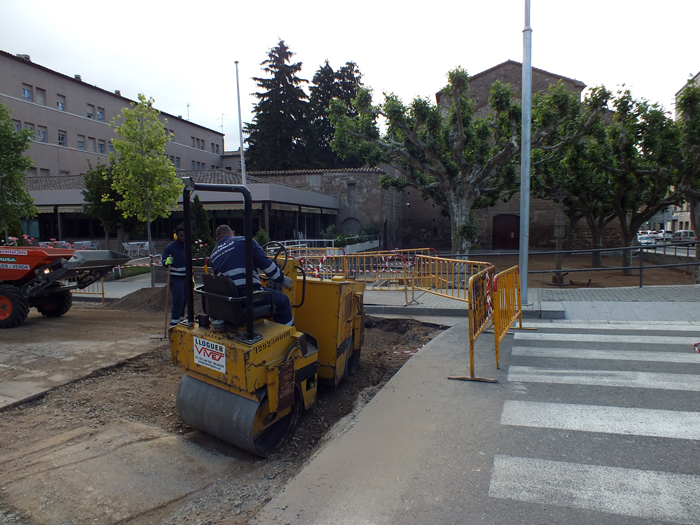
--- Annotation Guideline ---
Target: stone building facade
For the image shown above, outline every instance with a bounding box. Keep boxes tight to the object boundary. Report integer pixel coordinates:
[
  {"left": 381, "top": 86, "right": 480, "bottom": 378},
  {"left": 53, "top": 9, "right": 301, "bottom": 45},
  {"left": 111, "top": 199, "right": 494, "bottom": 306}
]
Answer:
[{"left": 250, "top": 168, "right": 402, "bottom": 249}]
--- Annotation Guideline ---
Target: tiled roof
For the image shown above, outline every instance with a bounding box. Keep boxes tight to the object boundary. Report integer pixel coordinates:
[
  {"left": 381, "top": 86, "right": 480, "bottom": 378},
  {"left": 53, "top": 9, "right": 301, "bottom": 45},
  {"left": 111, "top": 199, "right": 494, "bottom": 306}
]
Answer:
[
  {"left": 470, "top": 60, "right": 586, "bottom": 89},
  {"left": 249, "top": 167, "right": 385, "bottom": 176},
  {"left": 178, "top": 169, "right": 294, "bottom": 187},
  {"left": 26, "top": 167, "right": 384, "bottom": 192},
  {"left": 24, "top": 175, "right": 86, "bottom": 191}
]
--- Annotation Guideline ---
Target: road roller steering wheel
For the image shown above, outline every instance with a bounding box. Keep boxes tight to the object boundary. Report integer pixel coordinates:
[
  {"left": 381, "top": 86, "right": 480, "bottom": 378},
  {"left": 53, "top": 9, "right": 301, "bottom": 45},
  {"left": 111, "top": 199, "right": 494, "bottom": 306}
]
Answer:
[{"left": 261, "top": 241, "right": 288, "bottom": 272}]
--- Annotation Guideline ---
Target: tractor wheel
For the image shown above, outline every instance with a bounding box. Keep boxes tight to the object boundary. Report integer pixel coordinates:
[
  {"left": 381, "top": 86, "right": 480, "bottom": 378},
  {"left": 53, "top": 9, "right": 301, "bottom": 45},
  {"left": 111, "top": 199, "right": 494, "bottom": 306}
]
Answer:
[
  {"left": 36, "top": 291, "right": 73, "bottom": 318},
  {"left": 0, "top": 285, "right": 29, "bottom": 329}
]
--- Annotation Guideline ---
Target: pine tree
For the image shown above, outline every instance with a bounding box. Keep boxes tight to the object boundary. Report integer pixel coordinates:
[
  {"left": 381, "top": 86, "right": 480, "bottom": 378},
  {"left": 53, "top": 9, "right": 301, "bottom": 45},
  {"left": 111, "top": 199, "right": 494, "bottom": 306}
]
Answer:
[
  {"left": 309, "top": 61, "right": 364, "bottom": 168},
  {"left": 245, "top": 41, "right": 312, "bottom": 170}
]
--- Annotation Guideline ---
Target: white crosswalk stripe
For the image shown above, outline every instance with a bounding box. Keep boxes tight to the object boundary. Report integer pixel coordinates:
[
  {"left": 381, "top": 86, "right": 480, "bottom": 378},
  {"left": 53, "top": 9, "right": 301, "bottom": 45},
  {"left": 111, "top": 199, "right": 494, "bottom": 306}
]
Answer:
[
  {"left": 490, "top": 455, "right": 700, "bottom": 524},
  {"left": 501, "top": 400, "right": 700, "bottom": 439},
  {"left": 511, "top": 346, "right": 700, "bottom": 363},
  {"left": 489, "top": 324, "right": 700, "bottom": 522}
]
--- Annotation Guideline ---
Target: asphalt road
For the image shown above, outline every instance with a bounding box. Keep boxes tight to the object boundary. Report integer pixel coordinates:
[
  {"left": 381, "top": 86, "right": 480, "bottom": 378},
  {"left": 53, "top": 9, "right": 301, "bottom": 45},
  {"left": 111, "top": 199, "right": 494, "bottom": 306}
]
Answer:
[{"left": 253, "top": 320, "right": 700, "bottom": 524}]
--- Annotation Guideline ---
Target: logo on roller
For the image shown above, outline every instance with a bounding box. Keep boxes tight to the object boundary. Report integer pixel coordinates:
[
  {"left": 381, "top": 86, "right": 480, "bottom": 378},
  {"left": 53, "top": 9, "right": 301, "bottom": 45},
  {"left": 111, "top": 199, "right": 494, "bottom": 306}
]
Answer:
[{"left": 193, "top": 336, "right": 226, "bottom": 373}]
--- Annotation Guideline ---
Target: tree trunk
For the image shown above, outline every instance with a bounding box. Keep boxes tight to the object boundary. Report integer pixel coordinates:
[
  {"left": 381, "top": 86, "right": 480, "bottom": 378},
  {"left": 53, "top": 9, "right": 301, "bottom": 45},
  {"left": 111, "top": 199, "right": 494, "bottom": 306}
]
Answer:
[
  {"left": 565, "top": 215, "right": 580, "bottom": 251},
  {"left": 448, "top": 192, "right": 473, "bottom": 254},
  {"left": 620, "top": 231, "right": 634, "bottom": 276},
  {"left": 585, "top": 216, "right": 604, "bottom": 267},
  {"left": 690, "top": 197, "right": 700, "bottom": 283},
  {"left": 146, "top": 205, "right": 155, "bottom": 288},
  {"left": 117, "top": 225, "right": 125, "bottom": 250}
]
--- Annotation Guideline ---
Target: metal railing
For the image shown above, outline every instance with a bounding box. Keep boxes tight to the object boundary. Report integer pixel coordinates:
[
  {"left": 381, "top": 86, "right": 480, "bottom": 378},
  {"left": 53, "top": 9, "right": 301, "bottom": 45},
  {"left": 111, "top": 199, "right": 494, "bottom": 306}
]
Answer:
[
  {"left": 411, "top": 255, "right": 492, "bottom": 302},
  {"left": 69, "top": 277, "right": 105, "bottom": 303}
]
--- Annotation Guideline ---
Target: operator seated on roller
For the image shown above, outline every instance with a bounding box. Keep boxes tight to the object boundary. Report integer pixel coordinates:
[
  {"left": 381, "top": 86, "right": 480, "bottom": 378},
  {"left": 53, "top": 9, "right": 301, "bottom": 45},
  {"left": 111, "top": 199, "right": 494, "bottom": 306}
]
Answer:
[{"left": 210, "top": 224, "right": 293, "bottom": 326}]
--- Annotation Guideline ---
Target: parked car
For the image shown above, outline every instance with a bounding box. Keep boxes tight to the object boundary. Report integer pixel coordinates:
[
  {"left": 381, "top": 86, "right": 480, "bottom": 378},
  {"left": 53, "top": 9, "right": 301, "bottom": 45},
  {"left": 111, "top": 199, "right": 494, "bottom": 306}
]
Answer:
[
  {"left": 672, "top": 230, "right": 697, "bottom": 245},
  {"left": 637, "top": 230, "right": 655, "bottom": 241},
  {"left": 655, "top": 230, "right": 673, "bottom": 242},
  {"left": 637, "top": 235, "right": 657, "bottom": 246}
]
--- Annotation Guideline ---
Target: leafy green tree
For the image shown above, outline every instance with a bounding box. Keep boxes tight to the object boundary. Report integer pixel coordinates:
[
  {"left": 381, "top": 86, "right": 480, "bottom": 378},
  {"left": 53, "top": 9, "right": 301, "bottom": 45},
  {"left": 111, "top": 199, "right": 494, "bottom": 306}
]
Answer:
[
  {"left": 309, "top": 61, "right": 364, "bottom": 168},
  {"left": 0, "top": 104, "right": 36, "bottom": 242},
  {"left": 82, "top": 161, "right": 125, "bottom": 250},
  {"left": 673, "top": 80, "right": 700, "bottom": 281},
  {"left": 331, "top": 69, "right": 607, "bottom": 253},
  {"left": 109, "top": 94, "right": 182, "bottom": 287},
  {"left": 191, "top": 195, "right": 214, "bottom": 246},
  {"left": 245, "top": 40, "right": 312, "bottom": 170},
  {"left": 587, "top": 89, "right": 679, "bottom": 274}
]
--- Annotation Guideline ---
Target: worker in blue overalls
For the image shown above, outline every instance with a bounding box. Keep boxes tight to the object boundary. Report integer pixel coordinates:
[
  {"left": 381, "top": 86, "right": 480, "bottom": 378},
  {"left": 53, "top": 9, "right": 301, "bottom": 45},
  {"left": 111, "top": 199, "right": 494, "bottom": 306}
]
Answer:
[
  {"left": 162, "top": 226, "right": 187, "bottom": 328},
  {"left": 210, "top": 224, "right": 293, "bottom": 325}
]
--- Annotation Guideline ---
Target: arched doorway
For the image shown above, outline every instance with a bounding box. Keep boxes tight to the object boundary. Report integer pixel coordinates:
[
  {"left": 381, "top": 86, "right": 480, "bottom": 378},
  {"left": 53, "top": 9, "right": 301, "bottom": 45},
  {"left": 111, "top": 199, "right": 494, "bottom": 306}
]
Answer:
[{"left": 492, "top": 214, "right": 520, "bottom": 250}]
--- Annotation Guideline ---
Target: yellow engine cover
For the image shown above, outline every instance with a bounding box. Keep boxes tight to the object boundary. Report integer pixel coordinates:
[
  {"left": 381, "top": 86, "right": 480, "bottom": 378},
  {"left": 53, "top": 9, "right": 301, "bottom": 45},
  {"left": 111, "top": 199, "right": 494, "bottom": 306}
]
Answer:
[{"left": 293, "top": 275, "right": 365, "bottom": 385}]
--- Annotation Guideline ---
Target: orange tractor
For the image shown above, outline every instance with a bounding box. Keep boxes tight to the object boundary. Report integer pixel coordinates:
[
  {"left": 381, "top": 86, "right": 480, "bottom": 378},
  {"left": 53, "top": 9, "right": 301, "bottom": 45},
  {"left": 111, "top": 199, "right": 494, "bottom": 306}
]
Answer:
[{"left": 0, "top": 246, "right": 129, "bottom": 328}]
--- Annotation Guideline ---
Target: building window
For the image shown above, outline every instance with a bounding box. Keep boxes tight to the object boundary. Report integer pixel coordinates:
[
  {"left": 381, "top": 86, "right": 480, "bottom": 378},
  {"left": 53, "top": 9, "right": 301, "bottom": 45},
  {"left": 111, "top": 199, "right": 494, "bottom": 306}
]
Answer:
[
  {"left": 58, "top": 131, "right": 67, "bottom": 147},
  {"left": 170, "top": 129, "right": 175, "bottom": 141},
  {"left": 88, "top": 137, "right": 96, "bottom": 152},
  {"left": 108, "top": 142, "right": 114, "bottom": 153},
  {"left": 57, "top": 95, "right": 66, "bottom": 111},
  {"left": 191, "top": 136, "right": 195, "bottom": 147},
  {"left": 36, "top": 88, "right": 46, "bottom": 106},
  {"left": 60, "top": 170, "right": 70, "bottom": 177},
  {"left": 98, "top": 140, "right": 106, "bottom": 154},
  {"left": 12, "top": 120, "right": 20, "bottom": 132},
  {"left": 97, "top": 108, "right": 104, "bottom": 122},
  {"left": 216, "top": 144, "right": 219, "bottom": 154},
  {"left": 211, "top": 142, "right": 215, "bottom": 153},
  {"left": 40, "top": 168, "right": 50, "bottom": 177},
  {"left": 27, "top": 167, "right": 38, "bottom": 178},
  {"left": 169, "top": 155, "right": 174, "bottom": 164},
  {"left": 200, "top": 140, "right": 204, "bottom": 150},
  {"left": 191, "top": 160, "right": 195, "bottom": 169},
  {"left": 23, "top": 123, "right": 34, "bottom": 139},
  {"left": 37, "top": 126, "right": 47, "bottom": 143},
  {"left": 176, "top": 157, "right": 181, "bottom": 168},
  {"left": 22, "top": 84, "right": 32, "bottom": 102},
  {"left": 77, "top": 135, "right": 86, "bottom": 150},
  {"left": 87, "top": 104, "right": 95, "bottom": 119},
  {"left": 196, "top": 138, "right": 200, "bottom": 149}
]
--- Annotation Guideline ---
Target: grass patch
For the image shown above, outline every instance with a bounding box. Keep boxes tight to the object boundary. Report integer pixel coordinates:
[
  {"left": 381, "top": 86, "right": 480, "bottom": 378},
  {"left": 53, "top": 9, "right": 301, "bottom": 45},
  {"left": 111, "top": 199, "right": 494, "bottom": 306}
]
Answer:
[{"left": 114, "top": 266, "right": 151, "bottom": 280}]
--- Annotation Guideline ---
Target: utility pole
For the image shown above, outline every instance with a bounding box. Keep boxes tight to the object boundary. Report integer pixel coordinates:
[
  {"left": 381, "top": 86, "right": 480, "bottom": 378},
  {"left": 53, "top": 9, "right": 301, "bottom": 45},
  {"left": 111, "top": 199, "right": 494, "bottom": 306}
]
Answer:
[
  {"left": 519, "top": 0, "right": 533, "bottom": 305},
  {"left": 235, "top": 61, "right": 247, "bottom": 186}
]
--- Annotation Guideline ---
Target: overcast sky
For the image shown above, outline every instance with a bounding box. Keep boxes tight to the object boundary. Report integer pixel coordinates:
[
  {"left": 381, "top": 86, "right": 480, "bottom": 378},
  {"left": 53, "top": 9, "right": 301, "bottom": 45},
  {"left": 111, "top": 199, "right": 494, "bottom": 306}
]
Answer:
[{"left": 2, "top": 0, "right": 698, "bottom": 151}]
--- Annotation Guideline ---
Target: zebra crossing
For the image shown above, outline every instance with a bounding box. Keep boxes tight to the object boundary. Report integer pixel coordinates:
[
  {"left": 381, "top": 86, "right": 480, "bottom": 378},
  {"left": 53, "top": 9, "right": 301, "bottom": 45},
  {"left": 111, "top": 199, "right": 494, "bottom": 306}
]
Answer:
[{"left": 489, "top": 323, "right": 700, "bottom": 524}]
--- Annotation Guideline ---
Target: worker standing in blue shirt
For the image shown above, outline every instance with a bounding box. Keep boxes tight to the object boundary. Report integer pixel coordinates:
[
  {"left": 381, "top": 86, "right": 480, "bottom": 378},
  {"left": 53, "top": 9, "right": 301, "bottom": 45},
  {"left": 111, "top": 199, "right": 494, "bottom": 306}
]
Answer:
[
  {"left": 210, "top": 224, "right": 293, "bottom": 325},
  {"left": 162, "top": 226, "right": 187, "bottom": 328}
]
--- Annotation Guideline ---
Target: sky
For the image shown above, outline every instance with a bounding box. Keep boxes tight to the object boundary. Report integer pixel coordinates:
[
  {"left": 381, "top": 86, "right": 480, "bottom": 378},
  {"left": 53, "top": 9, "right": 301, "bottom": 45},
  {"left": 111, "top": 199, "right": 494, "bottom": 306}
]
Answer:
[{"left": 1, "top": 0, "right": 698, "bottom": 151}]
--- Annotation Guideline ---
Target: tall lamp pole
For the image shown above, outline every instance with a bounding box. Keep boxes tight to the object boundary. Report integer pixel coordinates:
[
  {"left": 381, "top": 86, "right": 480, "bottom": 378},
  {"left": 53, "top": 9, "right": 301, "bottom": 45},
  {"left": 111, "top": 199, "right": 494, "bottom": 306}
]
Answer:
[
  {"left": 519, "top": 0, "right": 533, "bottom": 304},
  {"left": 235, "top": 61, "right": 247, "bottom": 186}
]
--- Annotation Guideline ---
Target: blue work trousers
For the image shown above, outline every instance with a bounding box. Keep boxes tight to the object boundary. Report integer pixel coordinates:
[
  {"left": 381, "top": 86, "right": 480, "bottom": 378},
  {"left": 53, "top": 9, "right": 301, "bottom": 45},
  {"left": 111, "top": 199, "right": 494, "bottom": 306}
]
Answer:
[
  {"left": 170, "top": 276, "right": 186, "bottom": 326},
  {"left": 240, "top": 286, "right": 293, "bottom": 325}
]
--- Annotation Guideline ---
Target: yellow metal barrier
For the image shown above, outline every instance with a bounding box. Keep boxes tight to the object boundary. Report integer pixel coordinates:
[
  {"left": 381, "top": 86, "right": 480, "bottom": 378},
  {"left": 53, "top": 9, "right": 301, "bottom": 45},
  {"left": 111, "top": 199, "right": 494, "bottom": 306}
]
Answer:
[
  {"left": 492, "top": 266, "right": 522, "bottom": 369},
  {"left": 69, "top": 277, "right": 105, "bottom": 303},
  {"left": 412, "top": 255, "right": 492, "bottom": 303},
  {"left": 287, "top": 246, "right": 345, "bottom": 259},
  {"left": 296, "top": 253, "right": 410, "bottom": 303},
  {"left": 448, "top": 265, "right": 497, "bottom": 383}
]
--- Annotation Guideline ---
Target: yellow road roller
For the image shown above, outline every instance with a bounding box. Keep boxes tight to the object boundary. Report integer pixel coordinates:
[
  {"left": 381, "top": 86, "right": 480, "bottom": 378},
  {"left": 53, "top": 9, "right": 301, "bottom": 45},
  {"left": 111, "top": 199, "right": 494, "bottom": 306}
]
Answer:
[{"left": 169, "top": 180, "right": 364, "bottom": 456}]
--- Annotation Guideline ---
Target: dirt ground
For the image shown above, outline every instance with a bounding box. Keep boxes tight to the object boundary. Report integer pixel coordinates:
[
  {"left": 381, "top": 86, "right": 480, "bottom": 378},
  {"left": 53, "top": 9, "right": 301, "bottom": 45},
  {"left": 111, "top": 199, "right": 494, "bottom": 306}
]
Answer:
[
  {"left": 484, "top": 252, "right": 696, "bottom": 288},
  {"left": 0, "top": 293, "right": 445, "bottom": 525}
]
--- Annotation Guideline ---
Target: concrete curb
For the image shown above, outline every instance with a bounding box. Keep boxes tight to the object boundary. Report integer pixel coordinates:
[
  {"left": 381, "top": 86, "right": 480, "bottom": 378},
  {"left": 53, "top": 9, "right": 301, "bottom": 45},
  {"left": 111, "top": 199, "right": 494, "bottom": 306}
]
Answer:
[{"left": 364, "top": 304, "right": 565, "bottom": 320}]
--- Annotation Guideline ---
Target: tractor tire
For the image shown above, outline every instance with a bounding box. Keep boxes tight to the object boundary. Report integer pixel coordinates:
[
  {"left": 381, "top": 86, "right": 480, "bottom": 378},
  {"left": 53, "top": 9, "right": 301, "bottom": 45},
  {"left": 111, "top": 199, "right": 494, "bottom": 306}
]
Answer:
[
  {"left": 36, "top": 291, "right": 73, "bottom": 318},
  {"left": 0, "top": 285, "right": 29, "bottom": 329}
]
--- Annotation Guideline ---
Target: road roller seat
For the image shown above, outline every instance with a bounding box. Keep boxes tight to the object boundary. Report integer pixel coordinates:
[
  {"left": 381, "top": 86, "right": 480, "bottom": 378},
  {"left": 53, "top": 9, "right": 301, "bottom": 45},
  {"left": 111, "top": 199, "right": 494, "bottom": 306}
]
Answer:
[{"left": 200, "top": 273, "right": 274, "bottom": 326}]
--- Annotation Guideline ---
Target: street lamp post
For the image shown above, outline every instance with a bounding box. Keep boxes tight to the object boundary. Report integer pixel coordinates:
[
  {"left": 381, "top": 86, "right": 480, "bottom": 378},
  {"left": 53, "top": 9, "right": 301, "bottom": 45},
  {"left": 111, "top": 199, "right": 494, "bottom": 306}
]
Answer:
[
  {"left": 235, "top": 61, "right": 247, "bottom": 186},
  {"left": 519, "top": 0, "right": 533, "bottom": 304}
]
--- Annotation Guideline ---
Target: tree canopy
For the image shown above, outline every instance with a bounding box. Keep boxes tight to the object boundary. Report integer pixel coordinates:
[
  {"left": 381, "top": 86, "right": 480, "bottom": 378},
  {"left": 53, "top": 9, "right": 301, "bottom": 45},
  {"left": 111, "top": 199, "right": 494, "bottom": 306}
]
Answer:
[
  {"left": 309, "top": 60, "right": 364, "bottom": 168},
  {"left": 0, "top": 103, "right": 36, "bottom": 242},
  {"left": 245, "top": 41, "right": 312, "bottom": 170},
  {"left": 109, "top": 94, "right": 182, "bottom": 286},
  {"left": 331, "top": 68, "right": 606, "bottom": 252},
  {"left": 82, "top": 161, "right": 125, "bottom": 250}
]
